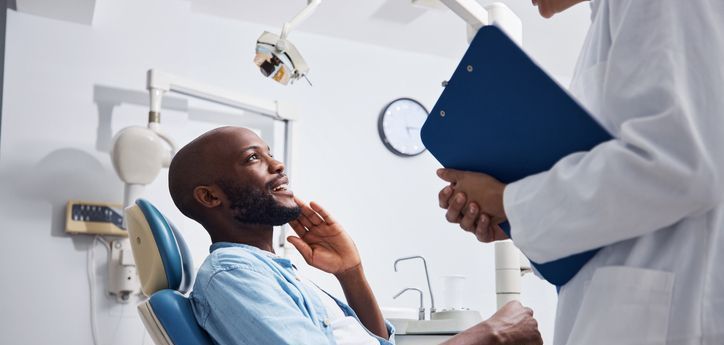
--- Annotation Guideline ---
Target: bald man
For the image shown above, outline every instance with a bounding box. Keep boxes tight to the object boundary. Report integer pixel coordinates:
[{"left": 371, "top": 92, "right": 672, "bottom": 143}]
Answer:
[{"left": 169, "top": 126, "right": 542, "bottom": 345}]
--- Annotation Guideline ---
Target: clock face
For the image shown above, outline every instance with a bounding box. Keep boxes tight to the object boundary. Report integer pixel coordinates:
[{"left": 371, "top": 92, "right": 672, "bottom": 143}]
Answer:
[{"left": 378, "top": 98, "right": 428, "bottom": 157}]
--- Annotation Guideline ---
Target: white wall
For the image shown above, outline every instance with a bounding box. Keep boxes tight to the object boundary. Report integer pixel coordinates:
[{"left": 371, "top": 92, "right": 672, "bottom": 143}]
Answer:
[{"left": 0, "top": 0, "right": 587, "bottom": 344}]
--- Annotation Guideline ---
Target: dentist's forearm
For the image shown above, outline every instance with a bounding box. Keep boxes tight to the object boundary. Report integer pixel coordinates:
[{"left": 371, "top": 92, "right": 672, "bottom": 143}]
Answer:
[{"left": 335, "top": 264, "right": 389, "bottom": 339}]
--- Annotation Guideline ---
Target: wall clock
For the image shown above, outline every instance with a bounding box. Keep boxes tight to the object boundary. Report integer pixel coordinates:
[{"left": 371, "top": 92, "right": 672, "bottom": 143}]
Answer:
[{"left": 378, "top": 98, "right": 428, "bottom": 157}]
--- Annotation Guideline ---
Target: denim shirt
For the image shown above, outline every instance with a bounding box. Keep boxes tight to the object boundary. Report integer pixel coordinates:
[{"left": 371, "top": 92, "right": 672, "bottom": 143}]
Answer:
[{"left": 190, "top": 242, "right": 395, "bottom": 345}]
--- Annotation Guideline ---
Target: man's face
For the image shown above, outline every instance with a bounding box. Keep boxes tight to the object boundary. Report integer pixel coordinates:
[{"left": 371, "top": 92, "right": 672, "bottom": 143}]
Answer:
[
  {"left": 531, "top": 0, "right": 587, "bottom": 18},
  {"left": 216, "top": 129, "right": 300, "bottom": 226}
]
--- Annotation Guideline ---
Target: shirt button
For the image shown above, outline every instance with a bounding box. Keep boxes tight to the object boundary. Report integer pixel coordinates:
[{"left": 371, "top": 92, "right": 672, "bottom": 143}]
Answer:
[
  {"left": 295, "top": 276, "right": 301, "bottom": 281},
  {"left": 323, "top": 319, "right": 330, "bottom": 327}
]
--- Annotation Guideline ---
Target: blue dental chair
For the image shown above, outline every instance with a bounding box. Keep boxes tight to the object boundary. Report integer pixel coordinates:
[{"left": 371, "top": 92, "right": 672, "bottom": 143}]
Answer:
[{"left": 125, "top": 199, "right": 214, "bottom": 345}]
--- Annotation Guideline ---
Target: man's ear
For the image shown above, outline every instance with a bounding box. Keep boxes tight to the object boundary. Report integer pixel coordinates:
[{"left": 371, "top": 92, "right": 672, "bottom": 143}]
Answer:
[{"left": 193, "top": 185, "right": 223, "bottom": 209}]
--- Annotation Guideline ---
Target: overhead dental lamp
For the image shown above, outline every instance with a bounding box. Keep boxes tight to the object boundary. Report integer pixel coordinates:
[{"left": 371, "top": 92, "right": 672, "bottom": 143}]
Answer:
[{"left": 254, "top": 0, "right": 321, "bottom": 85}]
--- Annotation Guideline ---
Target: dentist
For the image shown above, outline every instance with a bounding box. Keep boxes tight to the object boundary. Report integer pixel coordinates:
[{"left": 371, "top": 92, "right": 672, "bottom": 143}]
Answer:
[{"left": 437, "top": 0, "right": 724, "bottom": 344}]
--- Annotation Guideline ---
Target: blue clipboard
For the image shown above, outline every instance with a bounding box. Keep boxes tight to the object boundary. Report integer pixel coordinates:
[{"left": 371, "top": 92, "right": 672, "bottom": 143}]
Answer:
[{"left": 420, "top": 25, "right": 613, "bottom": 287}]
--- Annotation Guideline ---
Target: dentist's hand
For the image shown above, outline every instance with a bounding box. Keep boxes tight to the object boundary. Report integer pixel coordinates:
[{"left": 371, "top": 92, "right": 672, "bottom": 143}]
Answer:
[
  {"left": 287, "top": 197, "right": 361, "bottom": 275},
  {"left": 437, "top": 169, "right": 509, "bottom": 243},
  {"left": 442, "top": 301, "right": 543, "bottom": 345},
  {"left": 484, "top": 301, "right": 543, "bottom": 345}
]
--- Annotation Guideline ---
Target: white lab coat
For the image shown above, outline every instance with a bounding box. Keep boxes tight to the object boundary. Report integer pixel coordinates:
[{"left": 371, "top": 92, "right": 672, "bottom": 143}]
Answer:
[{"left": 503, "top": 0, "right": 724, "bottom": 344}]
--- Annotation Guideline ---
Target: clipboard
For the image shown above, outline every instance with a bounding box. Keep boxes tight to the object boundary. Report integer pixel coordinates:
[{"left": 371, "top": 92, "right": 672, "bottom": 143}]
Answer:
[{"left": 420, "top": 25, "right": 612, "bottom": 286}]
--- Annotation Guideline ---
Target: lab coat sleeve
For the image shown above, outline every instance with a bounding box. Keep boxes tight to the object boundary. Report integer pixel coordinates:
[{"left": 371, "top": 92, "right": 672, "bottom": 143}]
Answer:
[
  {"left": 503, "top": 0, "right": 724, "bottom": 263},
  {"left": 201, "top": 267, "right": 332, "bottom": 345}
]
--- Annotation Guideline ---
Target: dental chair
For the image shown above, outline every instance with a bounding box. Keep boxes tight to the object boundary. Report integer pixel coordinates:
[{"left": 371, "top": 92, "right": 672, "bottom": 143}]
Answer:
[{"left": 125, "top": 199, "right": 214, "bottom": 345}]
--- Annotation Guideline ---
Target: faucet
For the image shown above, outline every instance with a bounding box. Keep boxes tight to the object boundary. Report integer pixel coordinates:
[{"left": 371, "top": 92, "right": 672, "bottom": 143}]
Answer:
[
  {"left": 393, "top": 288, "right": 425, "bottom": 320},
  {"left": 394, "top": 256, "right": 436, "bottom": 314}
]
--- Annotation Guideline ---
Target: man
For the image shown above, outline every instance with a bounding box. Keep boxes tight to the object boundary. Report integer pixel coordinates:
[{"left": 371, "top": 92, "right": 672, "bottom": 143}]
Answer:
[
  {"left": 438, "top": 0, "right": 724, "bottom": 344},
  {"left": 168, "top": 126, "right": 542, "bottom": 345}
]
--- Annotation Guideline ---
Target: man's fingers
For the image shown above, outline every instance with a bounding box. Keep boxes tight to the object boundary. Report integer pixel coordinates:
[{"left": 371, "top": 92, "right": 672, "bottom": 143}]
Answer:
[
  {"left": 309, "top": 201, "right": 336, "bottom": 225},
  {"left": 438, "top": 185, "right": 453, "bottom": 209},
  {"left": 436, "top": 168, "right": 461, "bottom": 183},
  {"left": 301, "top": 205, "right": 325, "bottom": 226},
  {"left": 459, "top": 202, "right": 479, "bottom": 232},
  {"left": 293, "top": 196, "right": 324, "bottom": 227},
  {"left": 293, "top": 197, "right": 316, "bottom": 228},
  {"left": 445, "top": 193, "right": 466, "bottom": 223},
  {"left": 297, "top": 214, "right": 314, "bottom": 229},
  {"left": 303, "top": 208, "right": 325, "bottom": 226},
  {"left": 288, "top": 220, "right": 308, "bottom": 237},
  {"left": 287, "top": 236, "right": 313, "bottom": 262}
]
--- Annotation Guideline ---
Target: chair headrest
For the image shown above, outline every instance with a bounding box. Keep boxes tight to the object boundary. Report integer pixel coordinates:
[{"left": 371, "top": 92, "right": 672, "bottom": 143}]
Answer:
[{"left": 126, "top": 199, "right": 194, "bottom": 296}]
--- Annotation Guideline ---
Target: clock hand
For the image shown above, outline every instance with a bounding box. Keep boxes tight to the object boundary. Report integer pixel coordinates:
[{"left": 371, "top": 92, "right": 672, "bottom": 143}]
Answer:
[{"left": 406, "top": 126, "right": 421, "bottom": 136}]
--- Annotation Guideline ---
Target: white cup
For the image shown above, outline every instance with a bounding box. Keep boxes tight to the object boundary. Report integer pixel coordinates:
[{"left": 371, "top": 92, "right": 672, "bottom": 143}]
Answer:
[{"left": 443, "top": 275, "right": 467, "bottom": 310}]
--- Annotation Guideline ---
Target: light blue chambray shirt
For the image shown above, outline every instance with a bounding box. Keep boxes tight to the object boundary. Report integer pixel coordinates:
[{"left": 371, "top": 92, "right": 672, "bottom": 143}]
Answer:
[{"left": 190, "top": 242, "right": 396, "bottom": 345}]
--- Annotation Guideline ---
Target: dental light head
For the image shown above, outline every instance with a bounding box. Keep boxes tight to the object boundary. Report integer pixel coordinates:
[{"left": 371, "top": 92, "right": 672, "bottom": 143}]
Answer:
[
  {"left": 254, "top": 0, "right": 320, "bottom": 85},
  {"left": 255, "top": 32, "right": 310, "bottom": 85}
]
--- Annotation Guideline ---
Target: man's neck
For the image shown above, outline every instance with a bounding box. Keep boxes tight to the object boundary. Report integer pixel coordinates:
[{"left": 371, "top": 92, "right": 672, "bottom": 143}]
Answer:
[{"left": 210, "top": 223, "right": 276, "bottom": 253}]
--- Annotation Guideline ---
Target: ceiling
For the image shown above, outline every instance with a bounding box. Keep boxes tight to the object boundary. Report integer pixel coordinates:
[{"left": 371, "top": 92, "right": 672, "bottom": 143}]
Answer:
[
  {"left": 190, "top": 0, "right": 593, "bottom": 79},
  {"left": 16, "top": 0, "right": 96, "bottom": 25},
  {"left": 13, "top": 0, "right": 593, "bottom": 80}
]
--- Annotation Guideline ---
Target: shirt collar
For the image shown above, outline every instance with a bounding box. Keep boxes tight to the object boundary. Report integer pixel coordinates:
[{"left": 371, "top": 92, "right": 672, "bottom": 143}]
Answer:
[{"left": 210, "top": 241, "right": 294, "bottom": 268}]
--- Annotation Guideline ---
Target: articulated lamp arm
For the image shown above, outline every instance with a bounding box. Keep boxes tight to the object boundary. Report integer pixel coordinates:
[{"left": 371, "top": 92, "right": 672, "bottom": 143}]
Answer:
[
  {"left": 279, "top": 0, "right": 322, "bottom": 43},
  {"left": 439, "top": 0, "right": 522, "bottom": 45},
  {"left": 438, "top": 0, "right": 489, "bottom": 32}
]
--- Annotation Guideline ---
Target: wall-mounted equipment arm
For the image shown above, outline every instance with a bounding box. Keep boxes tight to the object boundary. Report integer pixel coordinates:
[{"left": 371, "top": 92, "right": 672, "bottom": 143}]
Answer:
[
  {"left": 439, "top": 1, "right": 522, "bottom": 45},
  {"left": 439, "top": 0, "right": 489, "bottom": 32},
  {"left": 280, "top": 0, "right": 322, "bottom": 42},
  {"left": 146, "top": 69, "right": 283, "bottom": 119}
]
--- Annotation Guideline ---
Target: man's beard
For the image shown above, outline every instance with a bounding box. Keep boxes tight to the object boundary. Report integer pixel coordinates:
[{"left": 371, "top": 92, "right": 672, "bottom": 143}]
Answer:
[{"left": 218, "top": 179, "right": 300, "bottom": 226}]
